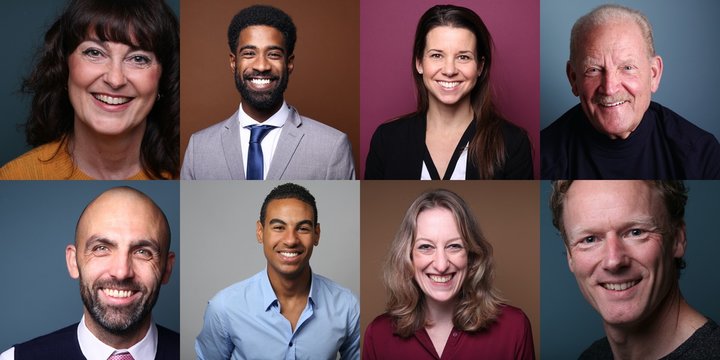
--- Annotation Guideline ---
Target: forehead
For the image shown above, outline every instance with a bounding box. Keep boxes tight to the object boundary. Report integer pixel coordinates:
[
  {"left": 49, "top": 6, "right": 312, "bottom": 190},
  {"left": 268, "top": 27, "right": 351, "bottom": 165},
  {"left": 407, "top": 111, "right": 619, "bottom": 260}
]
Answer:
[
  {"left": 425, "top": 26, "right": 476, "bottom": 51},
  {"left": 237, "top": 25, "right": 285, "bottom": 51},
  {"left": 415, "top": 207, "right": 461, "bottom": 238},
  {"left": 579, "top": 20, "right": 648, "bottom": 58},
  {"left": 563, "top": 181, "right": 663, "bottom": 228},
  {"left": 265, "top": 198, "right": 314, "bottom": 221},
  {"left": 77, "top": 193, "right": 164, "bottom": 245}
]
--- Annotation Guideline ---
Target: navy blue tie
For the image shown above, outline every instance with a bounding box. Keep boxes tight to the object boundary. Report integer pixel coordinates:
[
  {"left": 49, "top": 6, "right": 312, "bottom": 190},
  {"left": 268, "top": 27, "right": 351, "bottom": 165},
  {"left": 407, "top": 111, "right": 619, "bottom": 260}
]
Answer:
[{"left": 246, "top": 125, "right": 275, "bottom": 180}]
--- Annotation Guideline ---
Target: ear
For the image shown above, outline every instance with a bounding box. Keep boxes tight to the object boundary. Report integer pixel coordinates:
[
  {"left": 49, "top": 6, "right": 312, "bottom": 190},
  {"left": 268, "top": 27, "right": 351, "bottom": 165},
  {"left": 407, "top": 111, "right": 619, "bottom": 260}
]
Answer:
[
  {"left": 566, "top": 61, "right": 579, "bottom": 97},
  {"left": 287, "top": 54, "right": 295, "bottom": 75},
  {"left": 649, "top": 55, "right": 663, "bottom": 93},
  {"left": 671, "top": 224, "right": 687, "bottom": 259},
  {"left": 415, "top": 57, "right": 423, "bottom": 75},
  {"left": 66, "top": 244, "right": 79, "bottom": 279},
  {"left": 477, "top": 56, "right": 485, "bottom": 77},
  {"left": 565, "top": 244, "right": 575, "bottom": 273},
  {"left": 161, "top": 251, "right": 175, "bottom": 285},
  {"left": 256, "top": 220, "right": 264, "bottom": 244},
  {"left": 313, "top": 223, "right": 321, "bottom": 246},
  {"left": 229, "top": 52, "right": 237, "bottom": 74}
]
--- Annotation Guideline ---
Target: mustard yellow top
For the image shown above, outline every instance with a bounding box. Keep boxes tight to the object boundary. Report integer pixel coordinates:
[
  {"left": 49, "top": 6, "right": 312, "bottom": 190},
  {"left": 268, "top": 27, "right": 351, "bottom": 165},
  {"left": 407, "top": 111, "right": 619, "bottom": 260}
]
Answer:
[{"left": 0, "top": 140, "right": 153, "bottom": 180}]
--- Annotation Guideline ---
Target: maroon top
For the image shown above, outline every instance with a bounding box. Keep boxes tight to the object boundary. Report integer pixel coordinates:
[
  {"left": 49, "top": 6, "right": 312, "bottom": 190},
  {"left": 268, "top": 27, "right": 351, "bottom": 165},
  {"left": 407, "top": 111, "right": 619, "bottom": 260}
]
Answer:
[{"left": 363, "top": 305, "right": 535, "bottom": 360}]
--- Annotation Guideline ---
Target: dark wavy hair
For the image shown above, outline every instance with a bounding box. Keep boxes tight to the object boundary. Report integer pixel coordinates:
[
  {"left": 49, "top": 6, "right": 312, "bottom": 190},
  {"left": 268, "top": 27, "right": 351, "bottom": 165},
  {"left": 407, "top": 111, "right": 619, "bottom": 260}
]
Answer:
[
  {"left": 23, "top": 0, "right": 179, "bottom": 179},
  {"left": 412, "top": 5, "right": 526, "bottom": 179},
  {"left": 227, "top": 5, "right": 297, "bottom": 55}
]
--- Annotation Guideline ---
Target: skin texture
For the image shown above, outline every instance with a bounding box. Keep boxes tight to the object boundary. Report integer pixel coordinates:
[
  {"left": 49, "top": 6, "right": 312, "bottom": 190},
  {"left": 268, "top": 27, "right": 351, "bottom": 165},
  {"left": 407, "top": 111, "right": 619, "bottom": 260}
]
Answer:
[
  {"left": 567, "top": 21, "right": 663, "bottom": 140},
  {"left": 415, "top": 26, "right": 482, "bottom": 111},
  {"left": 230, "top": 25, "right": 294, "bottom": 122},
  {"left": 413, "top": 207, "right": 468, "bottom": 306},
  {"left": 563, "top": 181, "right": 683, "bottom": 327},
  {"left": 66, "top": 188, "right": 174, "bottom": 349}
]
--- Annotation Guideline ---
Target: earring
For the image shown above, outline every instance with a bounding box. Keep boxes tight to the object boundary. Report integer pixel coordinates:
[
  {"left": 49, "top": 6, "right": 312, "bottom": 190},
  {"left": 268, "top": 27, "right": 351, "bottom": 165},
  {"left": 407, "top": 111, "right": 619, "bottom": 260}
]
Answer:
[
  {"left": 418, "top": 70, "right": 423, "bottom": 74},
  {"left": 156, "top": 93, "right": 162, "bottom": 101}
]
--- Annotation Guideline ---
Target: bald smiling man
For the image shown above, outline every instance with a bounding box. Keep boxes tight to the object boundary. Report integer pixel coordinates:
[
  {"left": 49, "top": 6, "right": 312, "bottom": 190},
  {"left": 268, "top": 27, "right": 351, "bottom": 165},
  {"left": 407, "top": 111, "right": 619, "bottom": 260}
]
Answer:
[{"left": 0, "top": 187, "right": 179, "bottom": 360}]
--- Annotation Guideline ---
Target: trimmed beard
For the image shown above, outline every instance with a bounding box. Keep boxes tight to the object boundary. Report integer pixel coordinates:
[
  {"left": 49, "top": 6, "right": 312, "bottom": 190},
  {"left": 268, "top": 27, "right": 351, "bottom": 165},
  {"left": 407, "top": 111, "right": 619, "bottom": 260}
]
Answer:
[
  {"left": 79, "top": 276, "right": 159, "bottom": 336},
  {"left": 235, "top": 68, "right": 289, "bottom": 111}
]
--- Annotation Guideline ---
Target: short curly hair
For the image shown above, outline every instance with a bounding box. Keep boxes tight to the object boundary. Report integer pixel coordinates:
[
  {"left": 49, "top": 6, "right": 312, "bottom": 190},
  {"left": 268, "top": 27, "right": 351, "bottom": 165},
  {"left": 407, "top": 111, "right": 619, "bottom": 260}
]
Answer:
[
  {"left": 227, "top": 5, "right": 296, "bottom": 56},
  {"left": 259, "top": 183, "right": 317, "bottom": 225}
]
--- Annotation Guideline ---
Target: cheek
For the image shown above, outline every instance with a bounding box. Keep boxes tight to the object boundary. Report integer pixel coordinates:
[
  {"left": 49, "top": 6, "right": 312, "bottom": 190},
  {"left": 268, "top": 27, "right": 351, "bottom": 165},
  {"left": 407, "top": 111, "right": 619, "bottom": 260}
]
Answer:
[{"left": 130, "top": 68, "right": 162, "bottom": 96}]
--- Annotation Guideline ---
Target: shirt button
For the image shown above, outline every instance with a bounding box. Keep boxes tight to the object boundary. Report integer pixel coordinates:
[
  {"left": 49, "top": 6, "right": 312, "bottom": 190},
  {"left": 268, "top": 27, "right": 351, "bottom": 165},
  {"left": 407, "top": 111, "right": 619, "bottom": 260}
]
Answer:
[
  {"left": 289, "top": 341, "right": 293, "bottom": 347},
  {"left": 452, "top": 332, "right": 458, "bottom": 337}
]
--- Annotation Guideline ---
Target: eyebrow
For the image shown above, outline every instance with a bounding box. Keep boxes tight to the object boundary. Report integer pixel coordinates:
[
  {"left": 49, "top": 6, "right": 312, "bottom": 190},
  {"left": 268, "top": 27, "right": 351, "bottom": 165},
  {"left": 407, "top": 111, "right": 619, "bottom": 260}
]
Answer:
[
  {"left": 268, "top": 218, "right": 314, "bottom": 227},
  {"left": 238, "top": 45, "right": 286, "bottom": 53},
  {"left": 84, "top": 236, "right": 161, "bottom": 252},
  {"left": 81, "top": 38, "right": 145, "bottom": 53}
]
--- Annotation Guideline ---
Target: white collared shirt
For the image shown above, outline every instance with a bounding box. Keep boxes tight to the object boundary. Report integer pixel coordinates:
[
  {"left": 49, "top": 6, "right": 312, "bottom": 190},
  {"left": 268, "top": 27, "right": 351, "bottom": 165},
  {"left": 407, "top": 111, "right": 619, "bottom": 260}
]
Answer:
[
  {"left": 238, "top": 101, "right": 288, "bottom": 179},
  {"left": 0, "top": 315, "right": 158, "bottom": 360}
]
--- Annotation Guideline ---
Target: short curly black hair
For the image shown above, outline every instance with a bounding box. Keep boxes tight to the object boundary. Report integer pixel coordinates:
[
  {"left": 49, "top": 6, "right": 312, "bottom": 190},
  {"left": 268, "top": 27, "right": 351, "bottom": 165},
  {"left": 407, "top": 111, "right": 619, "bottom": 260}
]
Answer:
[
  {"left": 260, "top": 183, "right": 318, "bottom": 225},
  {"left": 227, "top": 5, "right": 296, "bottom": 56}
]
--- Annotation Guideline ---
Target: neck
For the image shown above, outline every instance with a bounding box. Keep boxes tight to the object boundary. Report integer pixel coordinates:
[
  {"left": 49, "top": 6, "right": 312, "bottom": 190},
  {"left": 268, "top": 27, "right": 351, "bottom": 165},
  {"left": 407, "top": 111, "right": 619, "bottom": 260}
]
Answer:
[
  {"left": 267, "top": 266, "right": 311, "bottom": 300},
  {"left": 425, "top": 98, "right": 473, "bottom": 132},
  {"left": 424, "top": 297, "right": 457, "bottom": 327},
  {"left": 70, "top": 120, "right": 145, "bottom": 180},
  {"left": 243, "top": 101, "right": 283, "bottom": 123},
  {"left": 604, "top": 286, "right": 706, "bottom": 360},
  {"left": 83, "top": 311, "right": 150, "bottom": 350}
]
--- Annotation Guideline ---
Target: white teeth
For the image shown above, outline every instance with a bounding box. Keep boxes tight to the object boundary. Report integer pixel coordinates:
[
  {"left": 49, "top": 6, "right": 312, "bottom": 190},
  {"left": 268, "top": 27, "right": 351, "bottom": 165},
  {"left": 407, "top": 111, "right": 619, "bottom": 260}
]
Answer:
[
  {"left": 280, "top": 251, "right": 299, "bottom": 258},
  {"left": 250, "top": 78, "right": 271, "bottom": 85},
  {"left": 602, "top": 280, "right": 638, "bottom": 291},
  {"left": 429, "top": 274, "right": 452, "bottom": 283},
  {"left": 94, "top": 94, "right": 130, "bottom": 105},
  {"left": 600, "top": 101, "right": 625, "bottom": 107},
  {"left": 438, "top": 81, "right": 460, "bottom": 89},
  {"left": 103, "top": 288, "right": 133, "bottom": 298}
]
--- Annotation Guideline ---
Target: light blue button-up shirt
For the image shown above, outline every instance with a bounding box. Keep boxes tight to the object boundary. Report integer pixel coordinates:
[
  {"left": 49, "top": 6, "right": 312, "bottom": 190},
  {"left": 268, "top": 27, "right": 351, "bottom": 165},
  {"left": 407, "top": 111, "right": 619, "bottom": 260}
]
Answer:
[{"left": 196, "top": 269, "right": 360, "bottom": 360}]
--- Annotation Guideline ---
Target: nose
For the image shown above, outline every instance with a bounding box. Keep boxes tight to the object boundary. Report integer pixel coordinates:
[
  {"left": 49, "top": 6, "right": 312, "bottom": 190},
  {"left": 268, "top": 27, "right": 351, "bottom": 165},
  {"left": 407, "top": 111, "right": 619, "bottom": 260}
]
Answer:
[
  {"left": 599, "top": 70, "right": 620, "bottom": 95},
  {"left": 252, "top": 55, "right": 271, "bottom": 72},
  {"left": 282, "top": 229, "right": 301, "bottom": 247},
  {"left": 103, "top": 60, "right": 127, "bottom": 89},
  {"left": 109, "top": 253, "right": 134, "bottom": 280},
  {"left": 441, "top": 57, "right": 457, "bottom": 77},
  {"left": 602, "top": 234, "right": 630, "bottom": 272},
  {"left": 432, "top": 249, "right": 450, "bottom": 273}
]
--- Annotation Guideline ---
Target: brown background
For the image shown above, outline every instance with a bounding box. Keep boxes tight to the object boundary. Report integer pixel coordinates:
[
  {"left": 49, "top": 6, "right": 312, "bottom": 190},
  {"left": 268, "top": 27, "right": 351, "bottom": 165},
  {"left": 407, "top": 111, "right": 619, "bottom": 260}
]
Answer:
[
  {"left": 361, "top": 181, "right": 540, "bottom": 356},
  {"left": 180, "top": 0, "right": 360, "bottom": 169}
]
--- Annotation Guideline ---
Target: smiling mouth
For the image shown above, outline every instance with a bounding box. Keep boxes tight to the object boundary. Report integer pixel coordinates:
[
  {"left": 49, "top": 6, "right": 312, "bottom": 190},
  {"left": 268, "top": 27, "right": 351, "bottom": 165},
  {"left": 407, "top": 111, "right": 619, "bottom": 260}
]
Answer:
[
  {"left": 601, "top": 280, "right": 639, "bottom": 291},
  {"left": 94, "top": 94, "right": 131, "bottom": 105},
  {"left": 250, "top": 78, "right": 272, "bottom": 86},
  {"left": 279, "top": 251, "right": 300, "bottom": 258},
  {"left": 598, "top": 100, "right": 628, "bottom": 108},
  {"left": 437, "top": 81, "right": 460, "bottom": 89},
  {"left": 428, "top": 274, "right": 453, "bottom": 283},
  {"left": 102, "top": 288, "right": 135, "bottom": 298}
]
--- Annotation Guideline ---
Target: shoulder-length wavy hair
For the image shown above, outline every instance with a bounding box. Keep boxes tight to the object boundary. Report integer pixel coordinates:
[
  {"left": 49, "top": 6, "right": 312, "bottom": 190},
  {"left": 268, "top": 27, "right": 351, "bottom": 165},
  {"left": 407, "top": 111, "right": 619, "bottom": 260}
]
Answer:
[
  {"left": 384, "top": 189, "right": 504, "bottom": 337},
  {"left": 412, "top": 5, "right": 525, "bottom": 179},
  {"left": 23, "top": 0, "right": 179, "bottom": 179}
]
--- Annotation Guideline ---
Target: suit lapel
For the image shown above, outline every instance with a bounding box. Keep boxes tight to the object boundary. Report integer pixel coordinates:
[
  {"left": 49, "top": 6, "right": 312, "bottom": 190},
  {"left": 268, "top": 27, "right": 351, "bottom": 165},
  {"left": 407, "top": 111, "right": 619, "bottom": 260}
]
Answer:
[
  {"left": 220, "top": 111, "right": 246, "bottom": 179},
  {"left": 266, "top": 107, "right": 303, "bottom": 179}
]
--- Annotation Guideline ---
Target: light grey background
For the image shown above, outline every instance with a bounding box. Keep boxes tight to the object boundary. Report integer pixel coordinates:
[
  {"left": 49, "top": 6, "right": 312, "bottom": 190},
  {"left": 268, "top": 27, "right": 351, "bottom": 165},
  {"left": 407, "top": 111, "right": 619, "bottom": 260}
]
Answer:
[
  {"left": 180, "top": 181, "right": 360, "bottom": 359},
  {"left": 541, "top": 0, "right": 720, "bottom": 141},
  {"left": 0, "top": 0, "right": 179, "bottom": 166},
  {"left": 541, "top": 180, "right": 720, "bottom": 359},
  {"left": 0, "top": 181, "right": 180, "bottom": 351}
]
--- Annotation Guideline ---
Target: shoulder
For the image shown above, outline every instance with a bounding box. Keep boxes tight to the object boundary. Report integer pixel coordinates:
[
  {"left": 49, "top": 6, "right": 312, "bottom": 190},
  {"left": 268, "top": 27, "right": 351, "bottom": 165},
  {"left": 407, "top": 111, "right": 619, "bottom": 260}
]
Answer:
[
  {"left": 312, "top": 273, "right": 357, "bottom": 305},
  {"left": 14, "top": 323, "right": 80, "bottom": 357},
  {"left": 499, "top": 120, "right": 530, "bottom": 147},
  {"left": 577, "top": 337, "right": 612, "bottom": 360},
  {"left": 496, "top": 304, "right": 530, "bottom": 324},
  {"left": 155, "top": 324, "right": 180, "bottom": 354},
  {"left": 189, "top": 113, "right": 238, "bottom": 140},
  {"left": 373, "top": 114, "right": 422, "bottom": 136},
  {"left": 541, "top": 104, "right": 583, "bottom": 141},
  {"left": 293, "top": 113, "right": 347, "bottom": 139},
  {"left": 208, "top": 271, "right": 264, "bottom": 308},
  {"left": 365, "top": 313, "right": 395, "bottom": 337},
  {"left": 0, "top": 141, "right": 72, "bottom": 180},
  {"left": 652, "top": 102, "right": 718, "bottom": 141},
  {"left": 669, "top": 319, "right": 720, "bottom": 359}
]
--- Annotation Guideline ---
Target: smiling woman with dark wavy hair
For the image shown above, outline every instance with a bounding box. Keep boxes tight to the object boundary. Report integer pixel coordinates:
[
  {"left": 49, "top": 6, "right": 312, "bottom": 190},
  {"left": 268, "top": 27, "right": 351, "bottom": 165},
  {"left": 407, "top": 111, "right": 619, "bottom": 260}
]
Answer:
[{"left": 0, "top": 0, "right": 178, "bottom": 180}]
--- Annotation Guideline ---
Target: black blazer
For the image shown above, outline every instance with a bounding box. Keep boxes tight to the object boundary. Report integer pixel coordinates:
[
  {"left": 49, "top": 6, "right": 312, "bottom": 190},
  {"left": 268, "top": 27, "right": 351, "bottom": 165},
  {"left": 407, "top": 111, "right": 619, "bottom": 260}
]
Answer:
[{"left": 365, "top": 113, "right": 533, "bottom": 179}]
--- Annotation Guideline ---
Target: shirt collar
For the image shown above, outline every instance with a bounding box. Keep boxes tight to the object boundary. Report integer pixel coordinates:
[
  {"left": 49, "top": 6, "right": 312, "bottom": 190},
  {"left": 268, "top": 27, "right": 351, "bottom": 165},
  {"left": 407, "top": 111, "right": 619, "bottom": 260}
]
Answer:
[
  {"left": 260, "top": 268, "right": 317, "bottom": 311},
  {"left": 78, "top": 314, "right": 158, "bottom": 360},
  {"left": 238, "top": 101, "right": 289, "bottom": 128}
]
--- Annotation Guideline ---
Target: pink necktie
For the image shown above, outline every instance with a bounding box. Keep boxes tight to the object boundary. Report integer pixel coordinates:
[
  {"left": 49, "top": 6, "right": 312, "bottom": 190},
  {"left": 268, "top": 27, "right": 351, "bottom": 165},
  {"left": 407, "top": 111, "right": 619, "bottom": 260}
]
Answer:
[{"left": 108, "top": 352, "right": 135, "bottom": 360}]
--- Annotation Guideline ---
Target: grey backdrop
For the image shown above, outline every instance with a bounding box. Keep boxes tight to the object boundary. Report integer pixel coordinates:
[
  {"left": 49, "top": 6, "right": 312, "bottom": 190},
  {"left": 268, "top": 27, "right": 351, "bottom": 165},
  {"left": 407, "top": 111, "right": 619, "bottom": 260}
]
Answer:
[
  {"left": 541, "top": 1, "right": 720, "bottom": 141},
  {"left": 541, "top": 180, "right": 720, "bottom": 359},
  {"left": 0, "top": 181, "right": 180, "bottom": 352},
  {"left": 0, "top": 0, "right": 179, "bottom": 166},
  {"left": 180, "top": 181, "right": 360, "bottom": 359}
]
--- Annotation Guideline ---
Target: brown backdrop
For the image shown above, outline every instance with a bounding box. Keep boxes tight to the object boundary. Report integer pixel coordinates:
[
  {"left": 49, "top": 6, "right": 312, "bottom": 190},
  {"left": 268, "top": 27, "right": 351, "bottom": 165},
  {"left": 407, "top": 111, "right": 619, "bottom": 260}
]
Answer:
[
  {"left": 361, "top": 181, "right": 540, "bottom": 356},
  {"left": 180, "top": 0, "right": 360, "bottom": 169}
]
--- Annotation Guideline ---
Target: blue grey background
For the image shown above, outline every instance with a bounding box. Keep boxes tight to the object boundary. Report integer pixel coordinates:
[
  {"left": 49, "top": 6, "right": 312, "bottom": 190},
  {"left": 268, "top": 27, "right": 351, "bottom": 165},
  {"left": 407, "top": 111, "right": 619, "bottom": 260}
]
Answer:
[
  {"left": 0, "top": 181, "right": 179, "bottom": 351},
  {"left": 0, "top": 0, "right": 179, "bottom": 166},
  {"left": 541, "top": 1, "right": 720, "bottom": 141},
  {"left": 541, "top": 180, "right": 720, "bottom": 359}
]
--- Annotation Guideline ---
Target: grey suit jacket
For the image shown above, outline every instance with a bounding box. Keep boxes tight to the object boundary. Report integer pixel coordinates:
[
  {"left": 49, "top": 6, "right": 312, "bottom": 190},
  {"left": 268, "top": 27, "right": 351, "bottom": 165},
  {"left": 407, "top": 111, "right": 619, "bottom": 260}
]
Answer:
[{"left": 181, "top": 106, "right": 355, "bottom": 180}]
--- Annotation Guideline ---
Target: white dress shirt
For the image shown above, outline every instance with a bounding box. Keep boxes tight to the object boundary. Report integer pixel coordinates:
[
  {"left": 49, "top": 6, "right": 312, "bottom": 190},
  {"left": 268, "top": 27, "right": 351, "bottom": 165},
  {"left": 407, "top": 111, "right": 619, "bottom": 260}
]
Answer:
[
  {"left": 238, "top": 101, "right": 289, "bottom": 179},
  {"left": 0, "top": 315, "right": 158, "bottom": 360}
]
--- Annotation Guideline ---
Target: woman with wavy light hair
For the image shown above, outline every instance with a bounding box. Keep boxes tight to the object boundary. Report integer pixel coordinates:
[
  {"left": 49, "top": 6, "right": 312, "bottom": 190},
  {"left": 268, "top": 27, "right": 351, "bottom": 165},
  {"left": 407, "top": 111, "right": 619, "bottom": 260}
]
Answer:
[{"left": 363, "top": 189, "right": 534, "bottom": 359}]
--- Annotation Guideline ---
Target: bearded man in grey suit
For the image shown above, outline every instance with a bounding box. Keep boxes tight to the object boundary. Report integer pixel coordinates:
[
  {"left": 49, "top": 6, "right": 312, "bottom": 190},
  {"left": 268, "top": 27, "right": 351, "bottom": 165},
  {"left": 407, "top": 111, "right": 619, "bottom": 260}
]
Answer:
[{"left": 181, "top": 5, "right": 355, "bottom": 180}]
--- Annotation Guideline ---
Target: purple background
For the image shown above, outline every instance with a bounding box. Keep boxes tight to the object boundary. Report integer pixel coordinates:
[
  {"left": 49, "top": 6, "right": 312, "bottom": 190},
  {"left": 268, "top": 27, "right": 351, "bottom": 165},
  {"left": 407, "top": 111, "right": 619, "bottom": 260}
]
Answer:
[{"left": 360, "top": 0, "right": 540, "bottom": 179}]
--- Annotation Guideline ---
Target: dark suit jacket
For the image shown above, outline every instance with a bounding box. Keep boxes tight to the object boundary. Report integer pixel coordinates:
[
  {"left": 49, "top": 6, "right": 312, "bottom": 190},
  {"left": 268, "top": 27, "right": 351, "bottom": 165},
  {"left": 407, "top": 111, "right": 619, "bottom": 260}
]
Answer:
[
  {"left": 365, "top": 113, "right": 533, "bottom": 179},
  {"left": 181, "top": 105, "right": 355, "bottom": 180}
]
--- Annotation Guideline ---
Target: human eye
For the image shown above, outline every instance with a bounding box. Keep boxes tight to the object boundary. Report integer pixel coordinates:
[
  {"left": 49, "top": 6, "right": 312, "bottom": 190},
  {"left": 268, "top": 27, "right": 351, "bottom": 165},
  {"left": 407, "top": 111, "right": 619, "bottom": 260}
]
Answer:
[
  {"left": 240, "top": 50, "right": 256, "bottom": 58},
  {"left": 457, "top": 54, "right": 473, "bottom": 62},
  {"left": 81, "top": 47, "right": 106, "bottom": 62},
  {"left": 428, "top": 52, "right": 442, "bottom": 60},
  {"left": 91, "top": 244, "right": 110, "bottom": 255},
  {"left": 446, "top": 242, "right": 465, "bottom": 252},
  {"left": 267, "top": 51, "right": 283, "bottom": 60},
  {"left": 297, "top": 225, "right": 312, "bottom": 233},
  {"left": 416, "top": 243, "right": 435, "bottom": 253},
  {"left": 585, "top": 67, "right": 601, "bottom": 76},
  {"left": 134, "top": 248, "right": 154, "bottom": 260}
]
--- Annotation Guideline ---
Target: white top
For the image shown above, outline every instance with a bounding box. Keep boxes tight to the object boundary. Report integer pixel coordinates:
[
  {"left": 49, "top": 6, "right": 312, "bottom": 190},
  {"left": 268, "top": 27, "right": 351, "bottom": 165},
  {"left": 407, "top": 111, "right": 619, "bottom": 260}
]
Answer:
[
  {"left": 0, "top": 315, "right": 158, "bottom": 360},
  {"left": 238, "top": 101, "right": 289, "bottom": 179},
  {"left": 421, "top": 144, "right": 469, "bottom": 180}
]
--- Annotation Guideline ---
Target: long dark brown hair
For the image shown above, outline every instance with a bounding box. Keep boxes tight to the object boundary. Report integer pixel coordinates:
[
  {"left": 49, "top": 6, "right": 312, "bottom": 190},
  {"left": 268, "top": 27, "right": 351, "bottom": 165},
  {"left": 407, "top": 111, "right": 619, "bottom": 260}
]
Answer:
[
  {"left": 412, "top": 5, "right": 519, "bottom": 179},
  {"left": 22, "top": 0, "right": 179, "bottom": 179}
]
